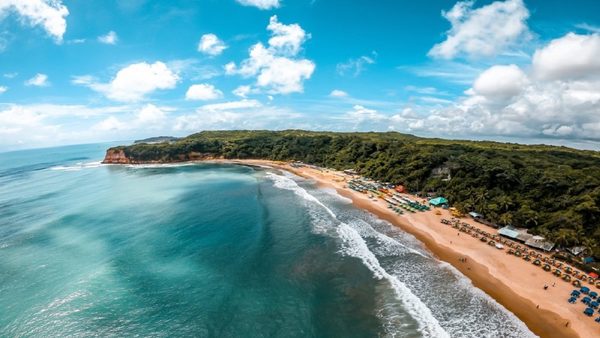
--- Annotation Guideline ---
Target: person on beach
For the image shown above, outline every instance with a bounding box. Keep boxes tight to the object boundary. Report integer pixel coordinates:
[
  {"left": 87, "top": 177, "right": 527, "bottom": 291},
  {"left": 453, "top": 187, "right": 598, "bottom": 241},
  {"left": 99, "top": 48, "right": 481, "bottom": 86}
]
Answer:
[{"left": 544, "top": 284, "right": 548, "bottom": 290}]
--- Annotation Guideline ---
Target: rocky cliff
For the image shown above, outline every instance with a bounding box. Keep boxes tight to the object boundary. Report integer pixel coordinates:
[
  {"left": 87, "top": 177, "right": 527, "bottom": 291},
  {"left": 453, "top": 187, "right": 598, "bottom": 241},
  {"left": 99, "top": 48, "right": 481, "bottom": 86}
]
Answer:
[{"left": 102, "top": 149, "right": 132, "bottom": 164}]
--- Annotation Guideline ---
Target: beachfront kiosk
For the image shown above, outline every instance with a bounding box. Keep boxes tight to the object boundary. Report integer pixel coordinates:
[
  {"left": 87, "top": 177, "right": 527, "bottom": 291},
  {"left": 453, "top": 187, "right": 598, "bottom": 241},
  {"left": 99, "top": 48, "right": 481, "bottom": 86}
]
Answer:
[{"left": 429, "top": 197, "right": 448, "bottom": 208}]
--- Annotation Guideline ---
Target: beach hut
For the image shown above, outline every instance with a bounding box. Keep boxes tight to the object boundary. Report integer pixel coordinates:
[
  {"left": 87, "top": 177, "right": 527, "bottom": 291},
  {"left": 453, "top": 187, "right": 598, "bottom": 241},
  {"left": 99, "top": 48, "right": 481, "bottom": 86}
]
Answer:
[
  {"left": 584, "top": 307, "right": 594, "bottom": 316},
  {"left": 582, "top": 286, "right": 590, "bottom": 294},
  {"left": 429, "top": 197, "right": 448, "bottom": 207}
]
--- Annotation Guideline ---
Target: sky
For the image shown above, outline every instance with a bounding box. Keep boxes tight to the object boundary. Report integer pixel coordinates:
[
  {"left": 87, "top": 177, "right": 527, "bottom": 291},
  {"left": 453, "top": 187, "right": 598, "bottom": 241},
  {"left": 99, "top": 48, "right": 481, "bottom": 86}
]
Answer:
[{"left": 1, "top": 0, "right": 600, "bottom": 152}]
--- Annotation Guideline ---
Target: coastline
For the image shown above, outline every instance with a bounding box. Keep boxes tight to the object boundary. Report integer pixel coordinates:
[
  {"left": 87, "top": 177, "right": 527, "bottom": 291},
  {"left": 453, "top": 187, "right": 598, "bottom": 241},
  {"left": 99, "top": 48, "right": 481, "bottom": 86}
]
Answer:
[{"left": 220, "top": 159, "right": 596, "bottom": 338}]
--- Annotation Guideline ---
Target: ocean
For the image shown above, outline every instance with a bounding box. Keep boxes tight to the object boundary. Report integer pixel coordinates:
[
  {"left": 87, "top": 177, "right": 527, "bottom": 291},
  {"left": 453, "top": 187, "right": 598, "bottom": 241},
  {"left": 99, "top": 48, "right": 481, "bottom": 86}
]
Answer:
[{"left": 0, "top": 143, "right": 537, "bottom": 337}]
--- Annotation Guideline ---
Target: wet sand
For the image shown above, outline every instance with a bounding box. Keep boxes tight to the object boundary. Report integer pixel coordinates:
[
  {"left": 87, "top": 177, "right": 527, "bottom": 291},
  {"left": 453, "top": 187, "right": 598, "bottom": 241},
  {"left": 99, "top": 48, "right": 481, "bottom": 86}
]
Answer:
[{"left": 225, "top": 159, "right": 599, "bottom": 338}]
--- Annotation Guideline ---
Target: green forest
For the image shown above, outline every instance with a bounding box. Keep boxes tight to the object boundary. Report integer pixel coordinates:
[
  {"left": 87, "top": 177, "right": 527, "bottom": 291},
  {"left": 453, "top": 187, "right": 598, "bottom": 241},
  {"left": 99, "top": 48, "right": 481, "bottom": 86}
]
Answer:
[{"left": 111, "top": 130, "right": 600, "bottom": 258}]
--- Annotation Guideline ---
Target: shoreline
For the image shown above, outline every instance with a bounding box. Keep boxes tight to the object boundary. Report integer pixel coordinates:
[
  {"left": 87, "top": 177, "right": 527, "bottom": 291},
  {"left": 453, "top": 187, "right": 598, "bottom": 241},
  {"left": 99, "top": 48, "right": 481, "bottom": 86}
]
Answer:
[{"left": 221, "top": 159, "right": 595, "bottom": 338}]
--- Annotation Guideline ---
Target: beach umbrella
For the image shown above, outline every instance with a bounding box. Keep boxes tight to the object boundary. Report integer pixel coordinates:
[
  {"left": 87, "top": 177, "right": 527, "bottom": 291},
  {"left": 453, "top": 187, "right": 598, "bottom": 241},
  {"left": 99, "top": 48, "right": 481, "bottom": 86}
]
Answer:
[
  {"left": 543, "top": 264, "right": 552, "bottom": 271},
  {"left": 582, "top": 286, "right": 591, "bottom": 294},
  {"left": 571, "top": 290, "right": 581, "bottom": 297},
  {"left": 591, "top": 301, "right": 599, "bottom": 309},
  {"left": 553, "top": 269, "right": 562, "bottom": 277},
  {"left": 584, "top": 307, "right": 594, "bottom": 316},
  {"left": 582, "top": 296, "right": 592, "bottom": 305},
  {"left": 573, "top": 280, "right": 582, "bottom": 287},
  {"left": 563, "top": 275, "right": 572, "bottom": 282},
  {"left": 568, "top": 297, "right": 577, "bottom": 303},
  {"left": 533, "top": 259, "right": 541, "bottom": 266},
  {"left": 596, "top": 317, "right": 600, "bottom": 323},
  {"left": 591, "top": 291, "right": 598, "bottom": 299}
]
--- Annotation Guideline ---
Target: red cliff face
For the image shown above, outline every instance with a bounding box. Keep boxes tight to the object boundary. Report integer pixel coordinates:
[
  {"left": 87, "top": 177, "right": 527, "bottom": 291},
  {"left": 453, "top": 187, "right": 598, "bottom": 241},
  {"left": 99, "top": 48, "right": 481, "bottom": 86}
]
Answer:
[{"left": 102, "top": 149, "right": 131, "bottom": 164}]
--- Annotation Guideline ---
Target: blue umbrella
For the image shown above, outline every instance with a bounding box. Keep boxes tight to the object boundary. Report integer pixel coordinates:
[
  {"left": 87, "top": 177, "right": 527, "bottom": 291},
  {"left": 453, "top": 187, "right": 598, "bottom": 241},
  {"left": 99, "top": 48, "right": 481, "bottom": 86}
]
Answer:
[
  {"left": 595, "top": 317, "right": 600, "bottom": 323},
  {"left": 592, "top": 301, "right": 599, "bottom": 309},
  {"left": 584, "top": 307, "right": 594, "bottom": 316},
  {"left": 591, "top": 291, "right": 598, "bottom": 299},
  {"left": 583, "top": 297, "right": 592, "bottom": 305},
  {"left": 581, "top": 286, "right": 590, "bottom": 294},
  {"left": 568, "top": 297, "right": 577, "bottom": 303},
  {"left": 571, "top": 290, "right": 581, "bottom": 297}
]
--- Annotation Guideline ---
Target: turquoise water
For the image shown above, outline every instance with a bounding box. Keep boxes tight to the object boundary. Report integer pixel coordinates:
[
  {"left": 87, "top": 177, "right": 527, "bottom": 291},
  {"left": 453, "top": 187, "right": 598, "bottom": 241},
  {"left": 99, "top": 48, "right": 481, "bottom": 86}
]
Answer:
[{"left": 0, "top": 144, "right": 537, "bottom": 337}]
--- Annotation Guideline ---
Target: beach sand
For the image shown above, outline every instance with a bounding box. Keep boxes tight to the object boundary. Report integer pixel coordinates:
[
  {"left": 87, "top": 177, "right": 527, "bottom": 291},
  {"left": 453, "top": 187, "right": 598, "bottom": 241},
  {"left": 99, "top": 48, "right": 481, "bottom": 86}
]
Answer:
[{"left": 224, "top": 159, "right": 599, "bottom": 338}]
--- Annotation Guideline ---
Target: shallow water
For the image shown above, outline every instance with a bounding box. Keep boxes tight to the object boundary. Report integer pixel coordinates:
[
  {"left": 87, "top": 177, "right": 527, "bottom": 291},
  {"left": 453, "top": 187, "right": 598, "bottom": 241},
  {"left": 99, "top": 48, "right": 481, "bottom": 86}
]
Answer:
[{"left": 0, "top": 144, "right": 536, "bottom": 337}]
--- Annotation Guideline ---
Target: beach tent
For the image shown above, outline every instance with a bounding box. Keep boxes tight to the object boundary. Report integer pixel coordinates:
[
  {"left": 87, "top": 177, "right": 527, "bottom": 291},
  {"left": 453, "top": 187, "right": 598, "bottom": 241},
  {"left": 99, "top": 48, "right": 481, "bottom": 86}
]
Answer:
[
  {"left": 584, "top": 307, "right": 594, "bottom": 316},
  {"left": 429, "top": 197, "right": 448, "bottom": 207}
]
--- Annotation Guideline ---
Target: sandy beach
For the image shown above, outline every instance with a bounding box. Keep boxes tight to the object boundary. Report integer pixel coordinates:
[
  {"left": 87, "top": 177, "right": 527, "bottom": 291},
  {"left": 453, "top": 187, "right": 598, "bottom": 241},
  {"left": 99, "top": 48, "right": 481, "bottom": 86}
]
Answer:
[{"left": 223, "top": 159, "right": 600, "bottom": 338}]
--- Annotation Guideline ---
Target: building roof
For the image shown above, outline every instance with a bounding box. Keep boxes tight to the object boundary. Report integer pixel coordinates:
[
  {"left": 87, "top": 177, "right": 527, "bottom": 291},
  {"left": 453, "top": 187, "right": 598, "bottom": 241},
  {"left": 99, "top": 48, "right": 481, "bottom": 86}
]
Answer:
[
  {"left": 429, "top": 197, "right": 448, "bottom": 206},
  {"left": 498, "top": 227, "right": 520, "bottom": 239},
  {"left": 468, "top": 211, "right": 483, "bottom": 218},
  {"left": 525, "top": 236, "right": 555, "bottom": 251}
]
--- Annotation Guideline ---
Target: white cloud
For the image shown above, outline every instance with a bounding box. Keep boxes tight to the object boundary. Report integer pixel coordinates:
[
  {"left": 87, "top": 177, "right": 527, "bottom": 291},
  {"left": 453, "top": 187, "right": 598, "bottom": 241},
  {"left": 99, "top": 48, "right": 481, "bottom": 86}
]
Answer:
[
  {"left": 266, "top": 15, "right": 308, "bottom": 55},
  {"left": 73, "top": 61, "right": 179, "bottom": 102},
  {"left": 25, "top": 73, "right": 49, "bottom": 86},
  {"left": 3, "top": 72, "right": 18, "bottom": 78},
  {"left": 532, "top": 33, "right": 600, "bottom": 80},
  {"left": 225, "top": 16, "right": 315, "bottom": 94},
  {"left": 233, "top": 85, "right": 253, "bottom": 98},
  {"left": 429, "top": 0, "right": 530, "bottom": 59},
  {"left": 0, "top": 0, "right": 69, "bottom": 42},
  {"left": 98, "top": 31, "right": 118, "bottom": 45},
  {"left": 135, "top": 104, "right": 167, "bottom": 125},
  {"left": 174, "top": 99, "right": 302, "bottom": 131},
  {"left": 185, "top": 83, "right": 223, "bottom": 101},
  {"left": 198, "top": 33, "right": 227, "bottom": 56},
  {"left": 0, "top": 86, "right": 7, "bottom": 93},
  {"left": 472, "top": 64, "right": 528, "bottom": 99},
  {"left": 235, "top": 0, "right": 280, "bottom": 10},
  {"left": 329, "top": 89, "right": 348, "bottom": 98},
  {"left": 336, "top": 54, "right": 375, "bottom": 77}
]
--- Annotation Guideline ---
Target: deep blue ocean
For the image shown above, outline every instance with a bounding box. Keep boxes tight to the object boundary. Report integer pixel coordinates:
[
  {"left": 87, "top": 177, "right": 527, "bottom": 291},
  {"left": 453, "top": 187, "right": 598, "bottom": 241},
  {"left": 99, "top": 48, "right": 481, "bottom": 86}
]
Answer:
[{"left": 0, "top": 143, "right": 537, "bottom": 337}]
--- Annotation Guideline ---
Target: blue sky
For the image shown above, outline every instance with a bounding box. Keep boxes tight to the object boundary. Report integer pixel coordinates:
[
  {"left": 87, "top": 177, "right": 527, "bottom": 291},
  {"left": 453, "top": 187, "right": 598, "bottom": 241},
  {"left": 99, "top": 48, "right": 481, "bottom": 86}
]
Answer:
[{"left": 1, "top": 0, "right": 600, "bottom": 151}]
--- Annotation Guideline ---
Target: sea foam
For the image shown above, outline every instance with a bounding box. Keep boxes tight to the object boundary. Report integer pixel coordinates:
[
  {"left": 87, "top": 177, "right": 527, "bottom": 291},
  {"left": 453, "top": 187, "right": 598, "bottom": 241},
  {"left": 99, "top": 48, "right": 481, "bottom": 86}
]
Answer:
[{"left": 266, "top": 172, "right": 450, "bottom": 338}]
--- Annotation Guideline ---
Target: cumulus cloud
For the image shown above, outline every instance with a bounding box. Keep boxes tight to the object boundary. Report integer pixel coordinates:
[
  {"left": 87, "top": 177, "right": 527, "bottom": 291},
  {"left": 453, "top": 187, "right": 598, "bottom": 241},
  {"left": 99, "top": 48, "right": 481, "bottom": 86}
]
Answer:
[
  {"left": 236, "top": 0, "right": 280, "bottom": 10},
  {"left": 225, "top": 16, "right": 315, "bottom": 95},
  {"left": 0, "top": 0, "right": 69, "bottom": 42},
  {"left": 198, "top": 33, "right": 227, "bottom": 56},
  {"left": 232, "top": 85, "right": 253, "bottom": 98},
  {"left": 25, "top": 73, "right": 49, "bottom": 86},
  {"left": 174, "top": 99, "right": 301, "bottom": 131},
  {"left": 392, "top": 36, "right": 600, "bottom": 141},
  {"left": 185, "top": 83, "right": 223, "bottom": 100},
  {"left": 73, "top": 61, "right": 179, "bottom": 102},
  {"left": 472, "top": 64, "right": 528, "bottom": 99},
  {"left": 98, "top": 31, "right": 118, "bottom": 44},
  {"left": 329, "top": 89, "right": 348, "bottom": 98},
  {"left": 429, "top": 0, "right": 530, "bottom": 59},
  {"left": 532, "top": 33, "right": 600, "bottom": 80},
  {"left": 0, "top": 86, "right": 7, "bottom": 93},
  {"left": 336, "top": 54, "right": 376, "bottom": 77}
]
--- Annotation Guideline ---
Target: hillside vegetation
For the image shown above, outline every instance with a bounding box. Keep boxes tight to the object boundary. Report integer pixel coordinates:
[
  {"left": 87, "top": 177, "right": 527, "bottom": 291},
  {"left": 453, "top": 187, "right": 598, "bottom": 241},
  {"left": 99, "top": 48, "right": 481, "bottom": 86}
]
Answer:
[{"left": 110, "top": 130, "right": 600, "bottom": 257}]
